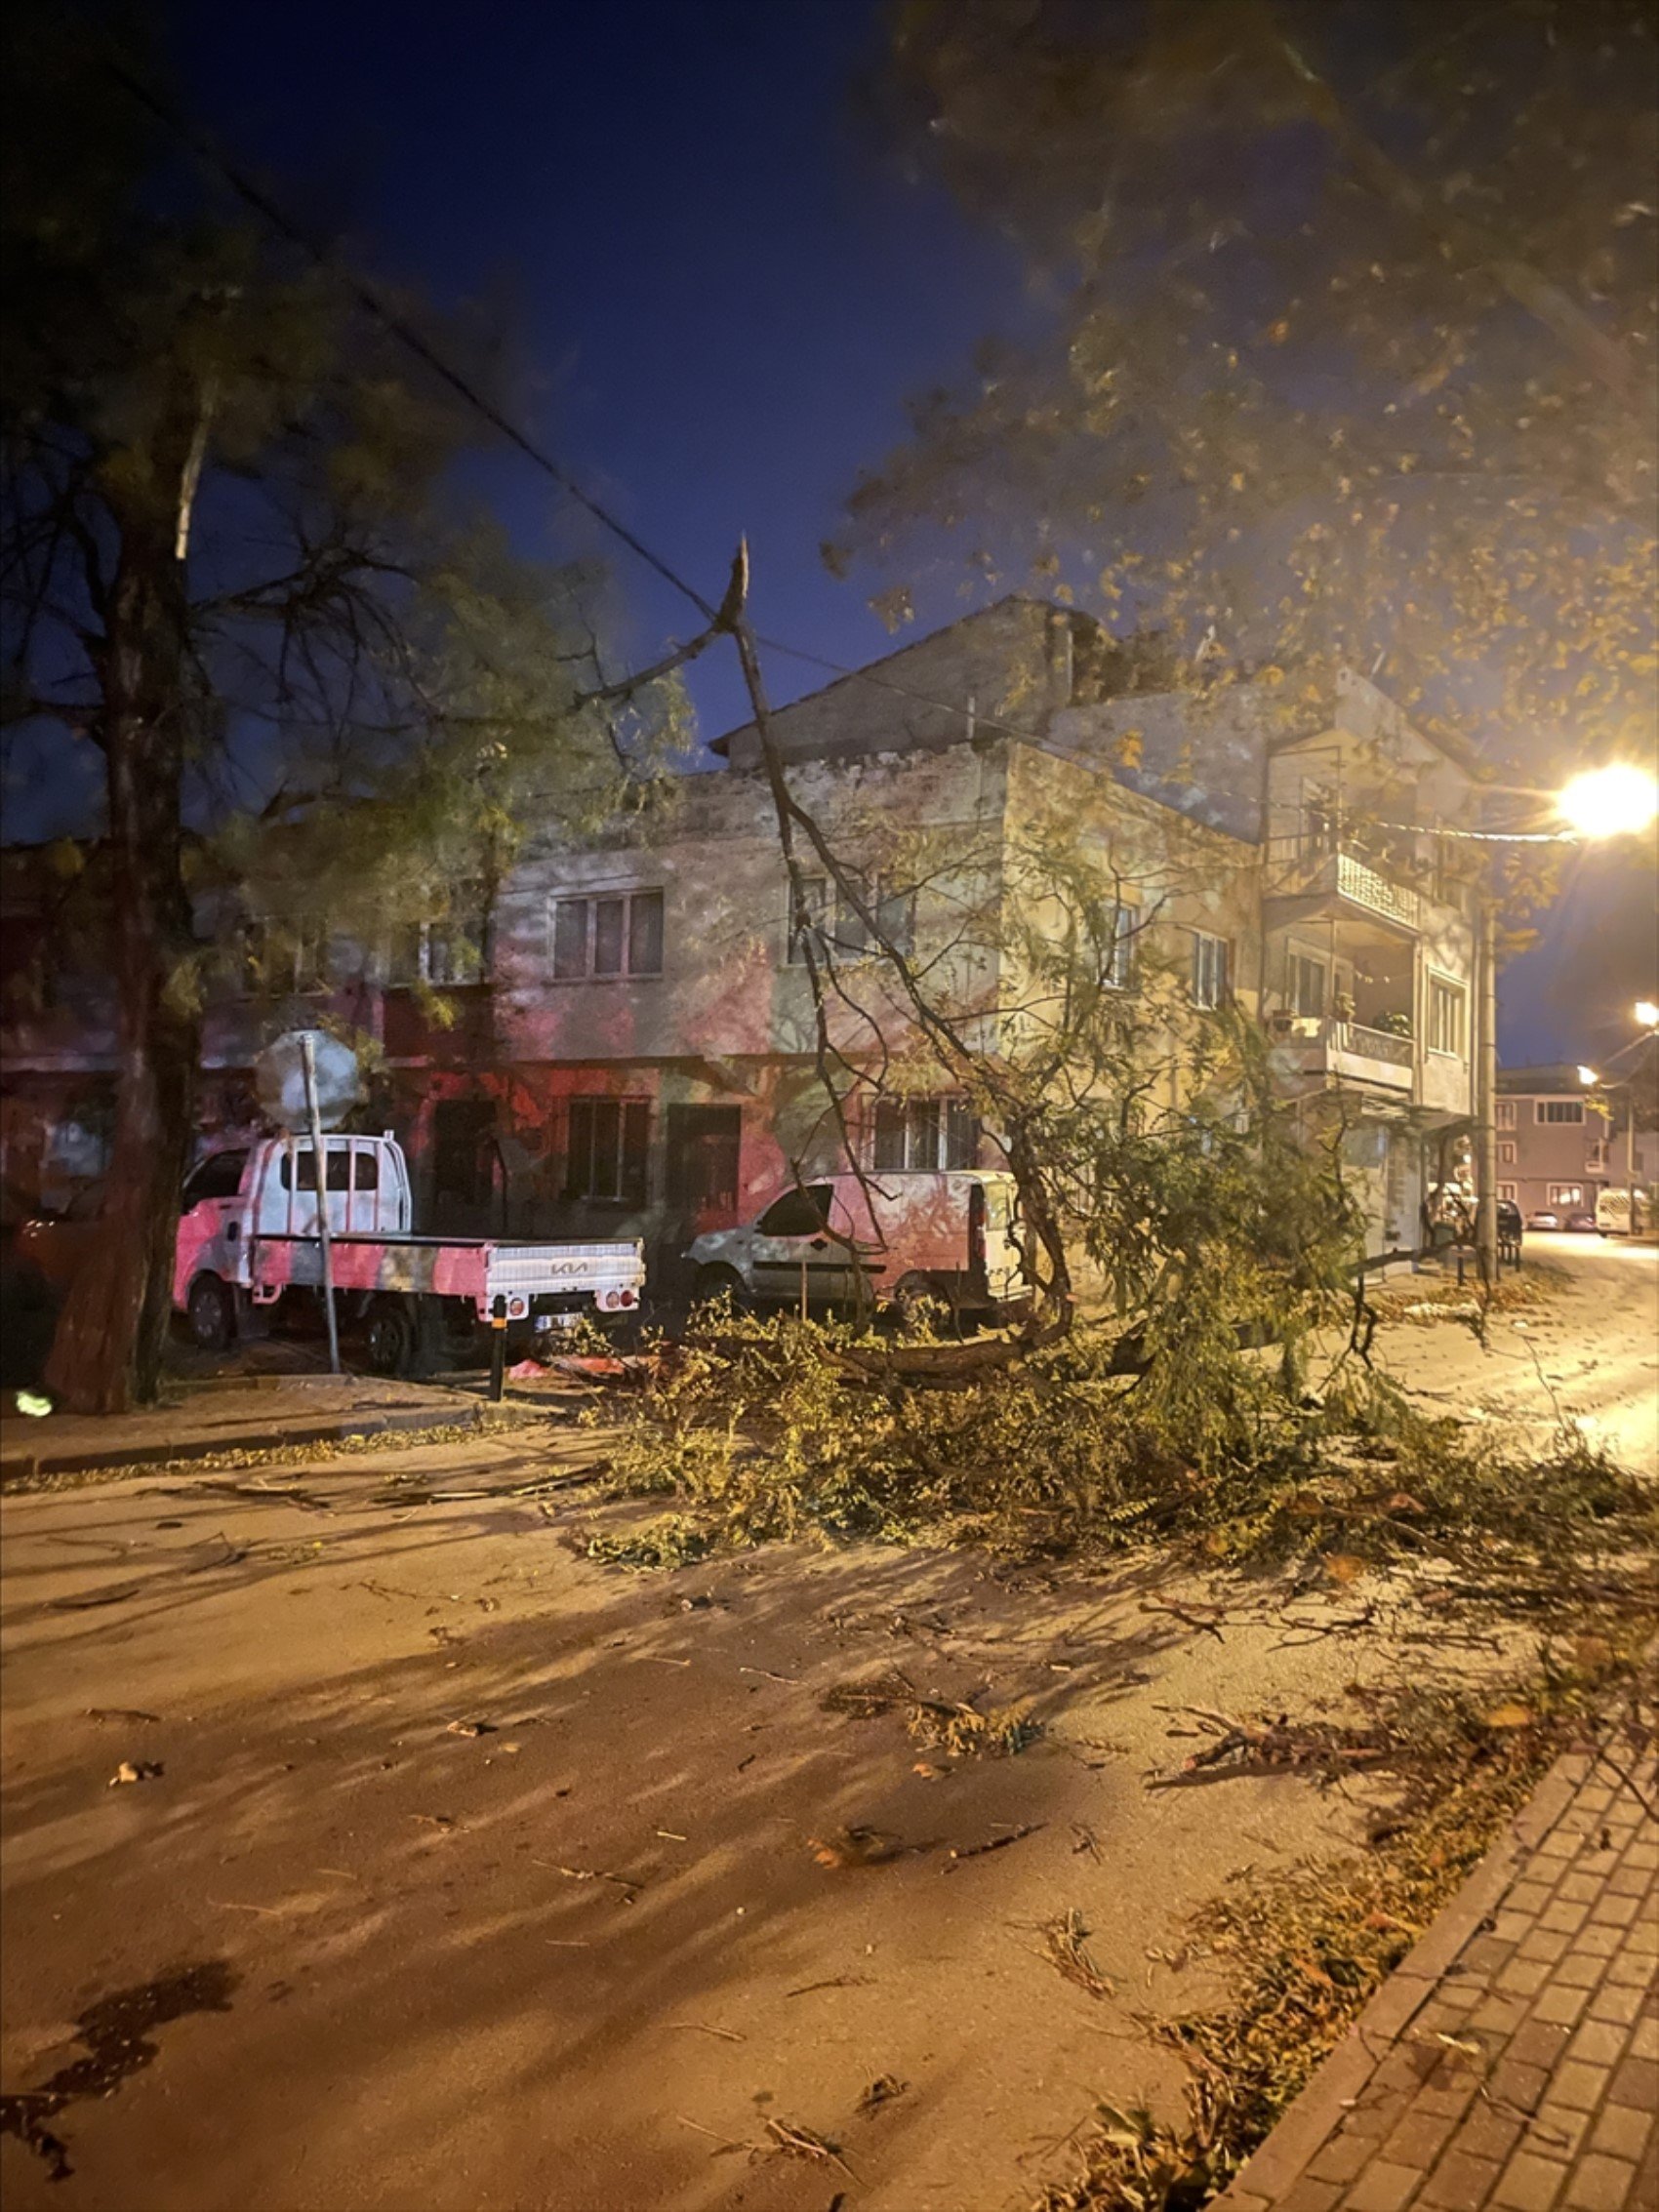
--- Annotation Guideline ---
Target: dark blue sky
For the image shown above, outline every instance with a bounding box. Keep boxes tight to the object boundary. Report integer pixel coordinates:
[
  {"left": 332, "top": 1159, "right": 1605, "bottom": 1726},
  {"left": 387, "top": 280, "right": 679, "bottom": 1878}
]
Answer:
[
  {"left": 181, "top": 0, "right": 1031, "bottom": 741},
  {"left": 16, "top": 0, "right": 1638, "bottom": 1062}
]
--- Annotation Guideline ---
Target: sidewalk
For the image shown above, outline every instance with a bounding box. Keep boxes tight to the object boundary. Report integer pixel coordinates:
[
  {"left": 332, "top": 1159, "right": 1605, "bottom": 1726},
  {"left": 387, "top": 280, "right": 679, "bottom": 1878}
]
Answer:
[
  {"left": 0, "top": 1373, "right": 496, "bottom": 1481},
  {"left": 1217, "top": 1735, "right": 1658, "bottom": 2212}
]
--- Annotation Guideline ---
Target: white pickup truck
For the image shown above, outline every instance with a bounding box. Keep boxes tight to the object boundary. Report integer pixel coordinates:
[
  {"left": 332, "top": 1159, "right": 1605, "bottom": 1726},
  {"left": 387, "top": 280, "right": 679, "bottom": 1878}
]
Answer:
[{"left": 171, "top": 1132, "right": 644, "bottom": 1375}]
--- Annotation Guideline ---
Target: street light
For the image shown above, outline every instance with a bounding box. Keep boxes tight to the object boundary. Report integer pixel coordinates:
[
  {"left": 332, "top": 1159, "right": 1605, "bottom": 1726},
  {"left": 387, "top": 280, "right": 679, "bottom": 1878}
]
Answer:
[
  {"left": 1472, "top": 768, "right": 1659, "bottom": 1282},
  {"left": 1577, "top": 1065, "right": 1599, "bottom": 1087},
  {"left": 1637, "top": 1001, "right": 1659, "bottom": 1030},
  {"left": 1556, "top": 765, "right": 1659, "bottom": 841}
]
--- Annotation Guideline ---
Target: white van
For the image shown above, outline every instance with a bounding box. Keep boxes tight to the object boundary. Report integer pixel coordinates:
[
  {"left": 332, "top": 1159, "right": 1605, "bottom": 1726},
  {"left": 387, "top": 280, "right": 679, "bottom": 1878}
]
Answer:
[
  {"left": 685, "top": 1169, "right": 1029, "bottom": 1322},
  {"left": 1595, "top": 1186, "right": 1650, "bottom": 1237}
]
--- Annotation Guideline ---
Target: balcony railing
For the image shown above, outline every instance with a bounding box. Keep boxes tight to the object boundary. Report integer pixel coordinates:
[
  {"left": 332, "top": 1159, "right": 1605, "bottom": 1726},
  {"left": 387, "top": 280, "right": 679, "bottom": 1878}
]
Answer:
[
  {"left": 1264, "top": 839, "right": 1422, "bottom": 930},
  {"left": 1271, "top": 1016, "right": 1415, "bottom": 1092}
]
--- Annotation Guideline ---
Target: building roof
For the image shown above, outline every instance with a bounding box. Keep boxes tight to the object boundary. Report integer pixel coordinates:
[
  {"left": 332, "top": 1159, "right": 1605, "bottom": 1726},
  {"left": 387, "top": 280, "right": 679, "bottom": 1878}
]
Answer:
[{"left": 1496, "top": 1064, "right": 1593, "bottom": 1095}]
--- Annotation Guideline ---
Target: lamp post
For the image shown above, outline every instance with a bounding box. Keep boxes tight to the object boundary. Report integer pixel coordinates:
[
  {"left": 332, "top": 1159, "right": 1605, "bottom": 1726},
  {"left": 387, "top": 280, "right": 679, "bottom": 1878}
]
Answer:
[{"left": 1470, "top": 768, "right": 1658, "bottom": 1284}]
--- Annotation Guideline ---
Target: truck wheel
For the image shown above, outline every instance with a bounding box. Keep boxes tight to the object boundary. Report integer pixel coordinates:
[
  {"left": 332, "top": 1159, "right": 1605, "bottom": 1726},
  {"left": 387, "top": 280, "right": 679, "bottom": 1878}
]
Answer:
[
  {"left": 365, "top": 1299, "right": 417, "bottom": 1378},
  {"left": 693, "top": 1264, "right": 747, "bottom": 1312},
  {"left": 187, "top": 1273, "right": 236, "bottom": 1353}
]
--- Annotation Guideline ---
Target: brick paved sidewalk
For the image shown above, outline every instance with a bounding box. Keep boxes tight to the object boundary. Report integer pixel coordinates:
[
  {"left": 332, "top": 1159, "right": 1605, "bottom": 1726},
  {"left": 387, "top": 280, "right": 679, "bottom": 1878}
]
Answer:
[{"left": 1216, "top": 1735, "right": 1657, "bottom": 2212}]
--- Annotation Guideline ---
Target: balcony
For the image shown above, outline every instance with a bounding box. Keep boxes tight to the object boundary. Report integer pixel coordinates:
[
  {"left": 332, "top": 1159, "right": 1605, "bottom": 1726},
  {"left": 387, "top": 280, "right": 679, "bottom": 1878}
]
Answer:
[
  {"left": 1263, "top": 839, "right": 1422, "bottom": 932},
  {"left": 1269, "top": 1015, "right": 1415, "bottom": 1096}
]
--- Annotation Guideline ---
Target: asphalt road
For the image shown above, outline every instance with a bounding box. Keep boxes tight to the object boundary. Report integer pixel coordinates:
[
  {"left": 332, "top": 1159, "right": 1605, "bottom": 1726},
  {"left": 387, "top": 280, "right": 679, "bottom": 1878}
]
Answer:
[{"left": 0, "top": 1236, "right": 1651, "bottom": 2212}]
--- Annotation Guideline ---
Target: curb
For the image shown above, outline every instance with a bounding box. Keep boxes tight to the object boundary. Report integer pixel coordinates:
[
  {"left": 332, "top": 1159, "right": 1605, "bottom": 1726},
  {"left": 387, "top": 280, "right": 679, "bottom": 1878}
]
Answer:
[
  {"left": 1211, "top": 1746, "right": 1592, "bottom": 2209},
  {"left": 0, "top": 1400, "right": 493, "bottom": 1484}
]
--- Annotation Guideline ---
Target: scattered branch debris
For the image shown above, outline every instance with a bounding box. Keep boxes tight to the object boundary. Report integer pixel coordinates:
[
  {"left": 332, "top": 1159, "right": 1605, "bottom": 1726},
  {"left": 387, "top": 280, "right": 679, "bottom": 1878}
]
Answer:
[
  {"left": 807, "top": 1826, "right": 910, "bottom": 1870},
  {"left": 1039, "top": 1910, "right": 1116, "bottom": 2001},
  {"left": 857, "top": 2074, "right": 910, "bottom": 2114},
  {"left": 1036, "top": 1637, "right": 1656, "bottom": 2209},
  {"left": 823, "top": 1672, "right": 1039, "bottom": 1759},
  {"left": 764, "top": 2116, "right": 859, "bottom": 2183},
  {"left": 947, "top": 1823, "right": 1045, "bottom": 1869},
  {"left": 1146, "top": 1707, "right": 1392, "bottom": 1790},
  {"left": 107, "top": 1759, "right": 163, "bottom": 1787}
]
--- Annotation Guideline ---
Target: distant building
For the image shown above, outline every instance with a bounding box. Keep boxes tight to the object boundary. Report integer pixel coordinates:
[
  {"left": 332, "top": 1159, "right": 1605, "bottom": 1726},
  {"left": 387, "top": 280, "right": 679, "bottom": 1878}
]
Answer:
[{"left": 1493, "top": 1066, "right": 1624, "bottom": 1219}]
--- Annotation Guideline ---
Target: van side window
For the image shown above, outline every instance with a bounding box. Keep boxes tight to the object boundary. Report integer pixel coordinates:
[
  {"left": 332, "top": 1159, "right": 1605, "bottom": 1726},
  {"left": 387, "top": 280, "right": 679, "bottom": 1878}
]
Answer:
[{"left": 758, "top": 1187, "right": 830, "bottom": 1237}]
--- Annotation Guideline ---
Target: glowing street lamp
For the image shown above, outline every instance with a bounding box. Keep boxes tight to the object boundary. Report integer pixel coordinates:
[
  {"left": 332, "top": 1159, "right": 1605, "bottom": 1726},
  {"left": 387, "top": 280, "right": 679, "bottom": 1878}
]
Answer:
[
  {"left": 1555, "top": 764, "right": 1659, "bottom": 842},
  {"left": 1637, "top": 1001, "right": 1659, "bottom": 1030},
  {"left": 1577, "top": 1065, "right": 1599, "bottom": 1087}
]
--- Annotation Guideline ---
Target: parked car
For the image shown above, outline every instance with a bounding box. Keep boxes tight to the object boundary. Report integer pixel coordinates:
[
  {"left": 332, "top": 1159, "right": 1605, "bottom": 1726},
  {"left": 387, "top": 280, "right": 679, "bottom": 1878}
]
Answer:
[
  {"left": 1, "top": 1185, "right": 62, "bottom": 1389},
  {"left": 1496, "top": 1198, "right": 1523, "bottom": 1250},
  {"left": 686, "top": 1169, "right": 1029, "bottom": 1324},
  {"left": 1526, "top": 1209, "right": 1560, "bottom": 1231},
  {"left": 13, "top": 1182, "right": 106, "bottom": 1292},
  {"left": 1562, "top": 1210, "right": 1598, "bottom": 1234}
]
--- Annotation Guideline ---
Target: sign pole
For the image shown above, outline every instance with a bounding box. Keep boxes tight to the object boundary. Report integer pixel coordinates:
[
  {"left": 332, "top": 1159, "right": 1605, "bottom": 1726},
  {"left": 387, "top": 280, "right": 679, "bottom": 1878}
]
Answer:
[{"left": 301, "top": 1033, "right": 342, "bottom": 1375}]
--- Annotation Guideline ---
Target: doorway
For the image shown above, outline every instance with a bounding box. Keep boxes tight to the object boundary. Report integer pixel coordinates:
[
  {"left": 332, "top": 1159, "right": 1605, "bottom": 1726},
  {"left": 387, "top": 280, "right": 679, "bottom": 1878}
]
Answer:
[
  {"left": 430, "top": 1098, "right": 501, "bottom": 1234},
  {"left": 665, "top": 1106, "right": 743, "bottom": 1231}
]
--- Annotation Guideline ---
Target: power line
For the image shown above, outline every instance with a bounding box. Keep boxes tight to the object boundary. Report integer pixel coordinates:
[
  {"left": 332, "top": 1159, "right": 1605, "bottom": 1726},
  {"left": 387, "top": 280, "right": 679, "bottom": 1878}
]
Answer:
[
  {"left": 101, "top": 55, "right": 1496, "bottom": 807},
  {"left": 103, "top": 60, "right": 719, "bottom": 629},
  {"left": 101, "top": 56, "right": 1075, "bottom": 751}
]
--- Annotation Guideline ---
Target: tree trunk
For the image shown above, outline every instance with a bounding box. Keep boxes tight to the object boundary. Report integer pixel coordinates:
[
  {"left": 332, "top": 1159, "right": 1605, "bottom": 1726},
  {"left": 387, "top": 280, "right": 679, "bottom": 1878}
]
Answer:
[{"left": 44, "top": 483, "right": 198, "bottom": 1416}]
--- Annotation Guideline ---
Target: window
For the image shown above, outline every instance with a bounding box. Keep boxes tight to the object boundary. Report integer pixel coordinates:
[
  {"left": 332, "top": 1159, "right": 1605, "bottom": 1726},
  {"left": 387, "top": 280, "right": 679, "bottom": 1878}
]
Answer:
[
  {"left": 388, "top": 894, "right": 487, "bottom": 987},
  {"left": 565, "top": 1099, "right": 649, "bottom": 1205},
  {"left": 242, "top": 917, "right": 331, "bottom": 994},
  {"left": 277, "top": 1145, "right": 367, "bottom": 1193},
  {"left": 1495, "top": 1101, "right": 1517, "bottom": 1129},
  {"left": 1537, "top": 1098, "right": 1584, "bottom": 1124},
  {"left": 1498, "top": 1142, "right": 1517, "bottom": 1165},
  {"left": 758, "top": 1187, "right": 831, "bottom": 1237},
  {"left": 789, "top": 872, "right": 913, "bottom": 963},
  {"left": 1497, "top": 1184, "right": 1517, "bottom": 1203},
  {"left": 1548, "top": 1184, "right": 1583, "bottom": 1208},
  {"left": 550, "top": 889, "right": 664, "bottom": 981},
  {"left": 1587, "top": 1141, "right": 1609, "bottom": 1171},
  {"left": 870, "top": 1096, "right": 981, "bottom": 1172},
  {"left": 1428, "top": 977, "right": 1466, "bottom": 1057},
  {"left": 1291, "top": 953, "right": 1326, "bottom": 1020},
  {"left": 1191, "top": 931, "right": 1230, "bottom": 1010},
  {"left": 182, "top": 1149, "right": 249, "bottom": 1206},
  {"left": 1101, "top": 902, "right": 1139, "bottom": 990}
]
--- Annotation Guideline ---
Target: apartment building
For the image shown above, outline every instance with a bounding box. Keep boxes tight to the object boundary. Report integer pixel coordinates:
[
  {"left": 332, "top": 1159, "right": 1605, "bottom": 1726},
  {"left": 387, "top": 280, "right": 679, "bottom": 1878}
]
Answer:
[
  {"left": 1, "top": 599, "right": 1479, "bottom": 1280},
  {"left": 1493, "top": 1066, "right": 1619, "bottom": 1220}
]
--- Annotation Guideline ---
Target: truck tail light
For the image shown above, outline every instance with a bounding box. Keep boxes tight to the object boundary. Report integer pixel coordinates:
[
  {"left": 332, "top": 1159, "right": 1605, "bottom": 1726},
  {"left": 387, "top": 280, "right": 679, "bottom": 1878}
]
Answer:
[{"left": 506, "top": 1294, "right": 529, "bottom": 1320}]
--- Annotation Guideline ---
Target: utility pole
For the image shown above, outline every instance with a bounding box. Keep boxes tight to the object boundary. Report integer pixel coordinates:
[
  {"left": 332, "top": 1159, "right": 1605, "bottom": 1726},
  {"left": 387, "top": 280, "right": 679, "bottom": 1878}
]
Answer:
[{"left": 1475, "top": 895, "right": 1499, "bottom": 1284}]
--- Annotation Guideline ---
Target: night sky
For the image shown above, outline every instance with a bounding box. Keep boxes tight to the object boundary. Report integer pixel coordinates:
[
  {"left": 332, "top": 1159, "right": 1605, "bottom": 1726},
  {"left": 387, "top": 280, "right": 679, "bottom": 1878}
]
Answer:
[
  {"left": 13, "top": 0, "right": 1646, "bottom": 1064},
  {"left": 180, "top": 0, "right": 1031, "bottom": 738}
]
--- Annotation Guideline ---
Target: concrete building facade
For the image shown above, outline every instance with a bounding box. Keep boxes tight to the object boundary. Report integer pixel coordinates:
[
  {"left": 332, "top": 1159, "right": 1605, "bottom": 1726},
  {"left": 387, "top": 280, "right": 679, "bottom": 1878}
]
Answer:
[{"left": 2, "top": 600, "right": 1480, "bottom": 1283}]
